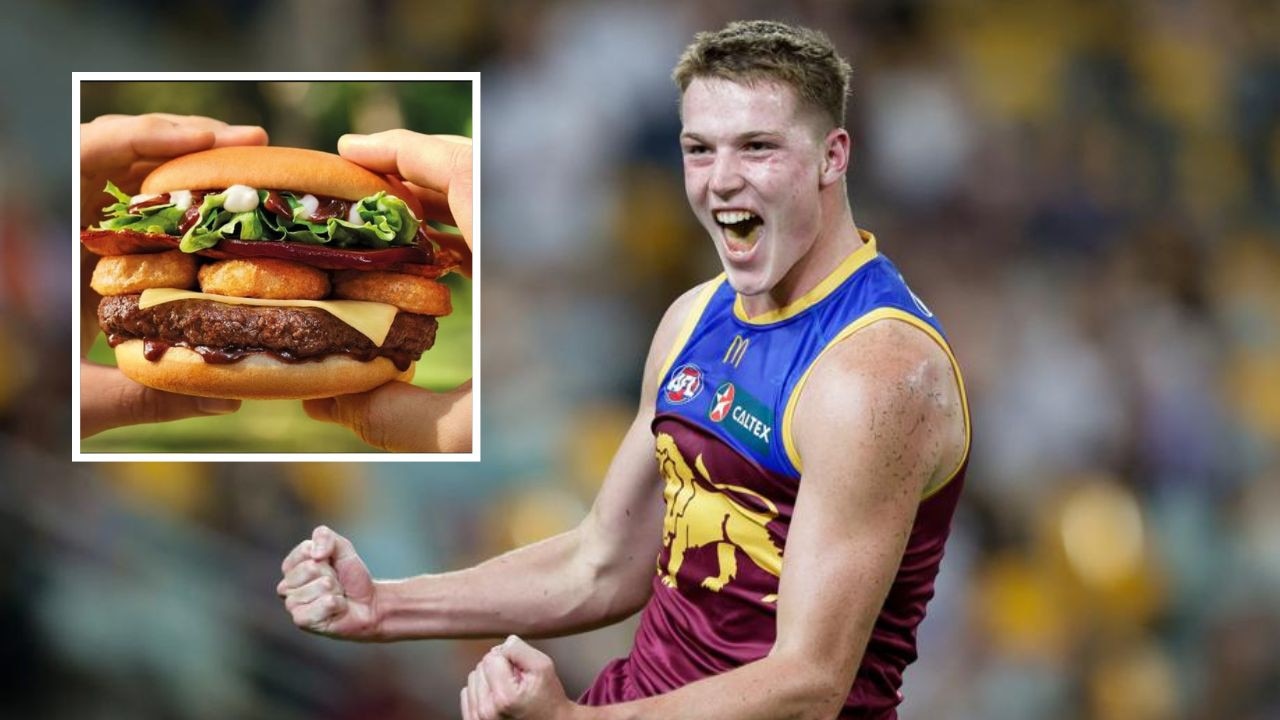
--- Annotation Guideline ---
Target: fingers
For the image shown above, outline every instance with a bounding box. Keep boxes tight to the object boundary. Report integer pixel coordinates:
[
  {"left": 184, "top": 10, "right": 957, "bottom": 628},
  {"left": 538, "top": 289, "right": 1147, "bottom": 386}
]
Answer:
[
  {"left": 128, "top": 120, "right": 266, "bottom": 162},
  {"left": 338, "top": 130, "right": 471, "bottom": 193},
  {"left": 309, "top": 524, "right": 360, "bottom": 566},
  {"left": 278, "top": 557, "right": 338, "bottom": 594},
  {"left": 278, "top": 528, "right": 369, "bottom": 636},
  {"left": 303, "top": 380, "right": 472, "bottom": 453},
  {"left": 79, "top": 361, "right": 240, "bottom": 438},
  {"left": 498, "top": 635, "right": 552, "bottom": 672},
  {"left": 473, "top": 666, "right": 497, "bottom": 719},
  {"left": 83, "top": 114, "right": 267, "bottom": 174},
  {"left": 463, "top": 681, "right": 478, "bottom": 717},
  {"left": 128, "top": 113, "right": 266, "bottom": 157},
  {"left": 404, "top": 181, "right": 455, "bottom": 226},
  {"left": 465, "top": 638, "right": 550, "bottom": 717},
  {"left": 310, "top": 525, "right": 338, "bottom": 561},
  {"left": 81, "top": 114, "right": 267, "bottom": 225},
  {"left": 466, "top": 670, "right": 483, "bottom": 720},
  {"left": 338, "top": 130, "right": 473, "bottom": 246},
  {"left": 481, "top": 650, "right": 520, "bottom": 703},
  {"left": 208, "top": 123, "right": 269, "bottom": 148},
  {"left": 281, "top": 572, "right": 341, "bottom": 610},
  {"left": 279, "top": 525, "right": 352, "bottom": 589},
  {"left": 280, "top": 538, "right": 314, "bottom": 575},
  {"left": 277, "top": 557, "right": 347, "bottom": 632},
  {"left": 289, "top": 591, "right": 349, "bottom": 632}
]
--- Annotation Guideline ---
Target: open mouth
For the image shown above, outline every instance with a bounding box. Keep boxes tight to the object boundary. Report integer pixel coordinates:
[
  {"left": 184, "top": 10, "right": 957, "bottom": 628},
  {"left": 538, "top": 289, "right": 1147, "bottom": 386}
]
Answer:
[{"left": 714, "top": 210, "right": 763, "bottom": 252}]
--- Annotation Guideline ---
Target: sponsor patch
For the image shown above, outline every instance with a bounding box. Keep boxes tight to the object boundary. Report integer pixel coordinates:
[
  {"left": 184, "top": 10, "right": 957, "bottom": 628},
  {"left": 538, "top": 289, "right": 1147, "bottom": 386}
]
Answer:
[
  {"left": 664, "top": 364, "right": 704, "bottom": 405},
  {"left": 708, "top": 381, "right": 773, "bottom": 454},
  {"left": 708, "top": 382, "right": 735, "bottom": 422}
]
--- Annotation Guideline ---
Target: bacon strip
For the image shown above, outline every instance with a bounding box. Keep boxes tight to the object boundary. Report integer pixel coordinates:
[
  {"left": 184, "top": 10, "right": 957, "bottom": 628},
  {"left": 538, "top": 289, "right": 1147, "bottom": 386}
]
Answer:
[{"left": 80, "top": 228, "right": 459, "bottom": 278}]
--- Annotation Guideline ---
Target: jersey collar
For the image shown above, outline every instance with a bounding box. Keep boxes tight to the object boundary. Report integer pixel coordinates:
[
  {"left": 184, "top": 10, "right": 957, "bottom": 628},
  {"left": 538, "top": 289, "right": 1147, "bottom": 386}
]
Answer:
[{"left": 733, "top": 229, "right": 879, "bottom": 325}]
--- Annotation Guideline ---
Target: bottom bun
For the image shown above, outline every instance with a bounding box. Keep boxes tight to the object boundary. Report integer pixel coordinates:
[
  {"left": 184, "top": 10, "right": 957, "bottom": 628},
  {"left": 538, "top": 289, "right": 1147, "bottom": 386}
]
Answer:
[{"left": 114, "top": 340, "right": 415, "bottom": 400}]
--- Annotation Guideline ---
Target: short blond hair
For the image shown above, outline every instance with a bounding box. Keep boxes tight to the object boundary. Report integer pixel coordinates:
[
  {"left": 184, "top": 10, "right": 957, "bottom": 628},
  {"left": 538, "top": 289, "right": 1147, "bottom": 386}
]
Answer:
[{"left": 673, "top": 20, "right": 852, "bottom": 128}]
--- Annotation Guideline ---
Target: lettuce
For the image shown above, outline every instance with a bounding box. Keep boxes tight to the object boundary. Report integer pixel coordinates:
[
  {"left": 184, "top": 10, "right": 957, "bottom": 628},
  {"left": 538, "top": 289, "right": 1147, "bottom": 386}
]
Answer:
[
  {"left": 96, "top": 183, "right": 421, "bottom": 253},
  {"left": 97, "top": 181, "right": 186, "bottom": 234},
  {"left": 178, "top": 192, "right": 231, "bottom": 252}
]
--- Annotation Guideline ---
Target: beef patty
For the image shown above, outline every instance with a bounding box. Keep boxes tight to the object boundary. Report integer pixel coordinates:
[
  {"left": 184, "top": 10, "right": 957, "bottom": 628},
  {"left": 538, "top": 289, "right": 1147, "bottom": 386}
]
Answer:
[{"left": 99, "top": 294, "right": 437, "bottom": 368}]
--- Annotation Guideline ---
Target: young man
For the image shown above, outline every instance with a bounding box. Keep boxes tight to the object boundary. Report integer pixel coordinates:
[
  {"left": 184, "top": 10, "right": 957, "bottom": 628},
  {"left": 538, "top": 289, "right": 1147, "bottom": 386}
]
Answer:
[{"left": 278, "top": 20, "right": 969, "bottom": 720}]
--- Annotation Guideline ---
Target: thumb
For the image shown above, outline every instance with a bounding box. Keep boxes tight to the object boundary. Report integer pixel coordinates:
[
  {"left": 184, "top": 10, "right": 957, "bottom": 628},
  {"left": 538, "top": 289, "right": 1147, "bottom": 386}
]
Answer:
[
  {"left": 303, "top": 380, "right": 472, "bottom": 453},
  {"left": 311, "top": 525, "right": 375, "bottom": 602},
  {"left": 81, "top": 362, "right": 240, "bottom": 438},
  {"left": 310, "top": 525, "right": 360, "bottom": 566},
  {"left": 498, "top": 635, "right": 551, "bottom": 672},
  {"left": 309, "top": 525, "right": 339, "bottom": 561}
]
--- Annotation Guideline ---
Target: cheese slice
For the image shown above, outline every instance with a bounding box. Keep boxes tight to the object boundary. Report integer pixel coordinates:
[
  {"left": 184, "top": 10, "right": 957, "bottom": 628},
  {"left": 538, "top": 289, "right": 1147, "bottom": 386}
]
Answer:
[{"left": 139, "top": 288, "right": 399, "bottom": 347}]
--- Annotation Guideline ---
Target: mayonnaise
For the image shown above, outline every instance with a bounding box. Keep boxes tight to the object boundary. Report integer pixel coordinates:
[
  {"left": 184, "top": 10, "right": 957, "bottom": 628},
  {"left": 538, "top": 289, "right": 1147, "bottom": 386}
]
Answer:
[
  {"left": 298, "top": 193, "right": 319, "bottom": 219},
  {"left": 222, "top": 184, "right": 259, "bottom": 213},
  {"left": 347, "top": 203, "right": 364, "bottom": 224},
  {"left": 169, "top": 190, "right": 193, "bottom": 211},
  {"left": 130, "top": 193, "right": 159, "bottom": 205}
]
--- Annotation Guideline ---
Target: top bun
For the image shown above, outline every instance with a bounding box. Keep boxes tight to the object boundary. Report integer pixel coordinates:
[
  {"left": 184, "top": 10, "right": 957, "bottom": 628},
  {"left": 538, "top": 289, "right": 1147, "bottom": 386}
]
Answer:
[{"left": 142, "top": 147, "right": 422, "bottom": 216}]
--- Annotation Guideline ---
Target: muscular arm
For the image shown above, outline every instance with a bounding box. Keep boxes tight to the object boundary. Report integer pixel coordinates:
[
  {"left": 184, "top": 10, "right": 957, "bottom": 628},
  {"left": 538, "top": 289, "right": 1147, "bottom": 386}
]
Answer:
[
  {"left": 362, "top": 283, "right": 712, "bottom": 641},
  {"left": 576, "top": 319, "right": 966, "bottom": 720},
  {"left": 376, "top": 412, "right": 659, "bottom": 639}
]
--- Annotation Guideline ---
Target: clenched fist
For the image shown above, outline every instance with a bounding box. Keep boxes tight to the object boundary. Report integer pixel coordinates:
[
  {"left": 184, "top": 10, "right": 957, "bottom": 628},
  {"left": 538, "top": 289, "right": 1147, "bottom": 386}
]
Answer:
[
  {"left": 462, "top": 636, "right": 579, "bottom": 720},
  {"left": 277, "top": 525, "right": 380, "bottom": 640}
]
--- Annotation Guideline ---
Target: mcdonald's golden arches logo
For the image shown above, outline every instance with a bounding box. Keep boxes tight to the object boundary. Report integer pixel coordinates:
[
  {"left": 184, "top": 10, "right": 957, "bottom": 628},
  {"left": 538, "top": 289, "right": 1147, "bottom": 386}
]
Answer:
[{"left": 722, "top": 334, "right": 750, "bottom": 367}]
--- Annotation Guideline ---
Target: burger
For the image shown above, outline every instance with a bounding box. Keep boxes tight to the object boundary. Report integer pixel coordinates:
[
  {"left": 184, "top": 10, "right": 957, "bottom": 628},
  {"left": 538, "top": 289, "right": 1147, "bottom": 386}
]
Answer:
[{"left": 80, "top": 146, "right": 469, "bottom": 400}]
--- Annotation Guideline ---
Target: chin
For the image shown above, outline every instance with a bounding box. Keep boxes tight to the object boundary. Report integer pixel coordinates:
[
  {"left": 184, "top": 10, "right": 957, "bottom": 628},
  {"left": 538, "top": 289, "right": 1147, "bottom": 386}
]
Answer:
[{"left": 722, "top": 267, "right": 775, "bottom": 299}]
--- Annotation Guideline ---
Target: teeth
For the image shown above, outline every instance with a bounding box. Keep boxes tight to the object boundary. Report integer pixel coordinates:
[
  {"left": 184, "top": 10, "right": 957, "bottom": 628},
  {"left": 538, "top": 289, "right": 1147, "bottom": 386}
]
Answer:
[{"left": 715, "top": 210, "right": 758, "bottom": 225}]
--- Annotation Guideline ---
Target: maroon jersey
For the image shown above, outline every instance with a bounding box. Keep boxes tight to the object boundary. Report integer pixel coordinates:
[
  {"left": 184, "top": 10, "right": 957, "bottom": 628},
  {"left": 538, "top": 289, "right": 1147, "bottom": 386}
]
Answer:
[{"left": 583, "top": 234, "right": 970, "bottom": 717}]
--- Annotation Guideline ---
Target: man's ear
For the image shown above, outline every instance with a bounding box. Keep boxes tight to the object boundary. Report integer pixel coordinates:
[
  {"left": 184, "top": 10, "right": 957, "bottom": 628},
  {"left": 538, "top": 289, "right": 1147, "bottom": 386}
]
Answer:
[{"left": 820, "top": 127, "right": 851, "bottom": 186}]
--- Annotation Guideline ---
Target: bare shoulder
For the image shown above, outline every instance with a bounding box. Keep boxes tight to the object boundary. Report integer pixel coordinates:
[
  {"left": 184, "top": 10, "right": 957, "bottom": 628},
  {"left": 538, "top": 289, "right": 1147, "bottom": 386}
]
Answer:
[
  {"left": 792, "top": 318, "right": 966, "bottom": 492},
  {"left": 643, "top": 277, "right": 722, "bottom": 384}
]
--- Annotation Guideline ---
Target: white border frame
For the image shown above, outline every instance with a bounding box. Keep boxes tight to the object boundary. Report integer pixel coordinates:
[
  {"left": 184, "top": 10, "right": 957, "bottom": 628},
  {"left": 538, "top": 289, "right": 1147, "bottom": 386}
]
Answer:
[{"left": 72, "top": 72, "right": 480, "bottom": 462}]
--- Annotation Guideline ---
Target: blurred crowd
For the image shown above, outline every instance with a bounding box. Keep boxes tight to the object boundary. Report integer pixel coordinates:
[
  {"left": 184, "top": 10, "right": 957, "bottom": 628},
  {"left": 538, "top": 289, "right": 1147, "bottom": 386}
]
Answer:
[{"left": 2, "top": 0, "right": 1279, "bottom": 718}]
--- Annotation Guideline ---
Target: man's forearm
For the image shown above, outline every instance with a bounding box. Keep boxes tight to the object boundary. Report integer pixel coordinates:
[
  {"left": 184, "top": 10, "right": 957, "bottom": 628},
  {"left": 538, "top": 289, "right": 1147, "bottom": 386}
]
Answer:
[
  {"left": 575, "top": 653, "right": 846, "bottom": 720},
  {"left": 373, "top": 528, "right": 648, "bottom": 641}
]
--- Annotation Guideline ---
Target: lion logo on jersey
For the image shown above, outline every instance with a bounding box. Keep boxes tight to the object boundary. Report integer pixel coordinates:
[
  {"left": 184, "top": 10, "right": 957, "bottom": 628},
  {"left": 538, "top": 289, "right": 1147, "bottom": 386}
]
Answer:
[{"left": 655, "top": 432, "right": 782, "bottom": 603}]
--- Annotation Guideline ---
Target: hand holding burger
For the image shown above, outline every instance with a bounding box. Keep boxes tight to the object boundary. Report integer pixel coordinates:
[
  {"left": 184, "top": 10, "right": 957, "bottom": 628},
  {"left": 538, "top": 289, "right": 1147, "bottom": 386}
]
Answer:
[
  {"left": 80, "top": 113, "right": 267, "bottom": 438},
  {"left": 302, "top": 130, "right": 474, "bottom": 453}
]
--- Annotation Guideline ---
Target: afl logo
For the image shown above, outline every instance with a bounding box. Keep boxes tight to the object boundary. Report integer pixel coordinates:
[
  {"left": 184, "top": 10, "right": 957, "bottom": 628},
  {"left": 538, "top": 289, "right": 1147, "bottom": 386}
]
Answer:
[
  {"left": 708, "top": 382, "right": 735, "bottom": 422},
  {"left": 664, "top": 364, "right": 704, "bottom": 404}
]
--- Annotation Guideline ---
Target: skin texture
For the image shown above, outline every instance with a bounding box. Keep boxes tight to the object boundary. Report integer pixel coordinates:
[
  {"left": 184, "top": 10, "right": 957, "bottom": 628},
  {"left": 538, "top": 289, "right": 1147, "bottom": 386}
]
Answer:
[
  {"left": 301, "top": 130, "right": 474, "bottom": 453},
  {"left": 278, "top": 80, "right": 969, "bottom": 719},
  {"left": 80, "top": 114, "right": 266, "bottom": 438}
]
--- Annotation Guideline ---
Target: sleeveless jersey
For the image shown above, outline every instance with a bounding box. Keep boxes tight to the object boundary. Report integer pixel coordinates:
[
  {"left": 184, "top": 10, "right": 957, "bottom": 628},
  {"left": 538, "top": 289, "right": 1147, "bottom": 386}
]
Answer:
[{"left": 581, "top": 231, "right": 971, "bottom": 718}]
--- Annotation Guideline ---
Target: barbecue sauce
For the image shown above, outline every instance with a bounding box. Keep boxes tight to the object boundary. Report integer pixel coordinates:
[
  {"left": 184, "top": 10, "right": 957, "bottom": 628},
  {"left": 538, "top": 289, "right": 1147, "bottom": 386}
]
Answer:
[{"left": 110, "top": 334, "right": 417, "bottom": 371}]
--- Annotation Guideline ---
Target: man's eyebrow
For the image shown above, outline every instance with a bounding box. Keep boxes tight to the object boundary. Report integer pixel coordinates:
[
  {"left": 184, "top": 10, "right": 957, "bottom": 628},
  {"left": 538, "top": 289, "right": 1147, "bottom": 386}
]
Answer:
[{"left": 679, "top": 130, "right": 786, "bottom": 143}]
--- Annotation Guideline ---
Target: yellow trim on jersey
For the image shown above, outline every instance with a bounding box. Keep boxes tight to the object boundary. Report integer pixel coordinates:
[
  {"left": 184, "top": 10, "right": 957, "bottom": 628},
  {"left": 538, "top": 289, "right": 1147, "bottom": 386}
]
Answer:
[
  {"left": 780, "top": 307, "right": 971, "bottom": 500},
  {"left": 657, "top": 275, "right": 727, "bottom": 385},
  {"left": 733, "top": 230, "right": 879, "bottom": 325}
]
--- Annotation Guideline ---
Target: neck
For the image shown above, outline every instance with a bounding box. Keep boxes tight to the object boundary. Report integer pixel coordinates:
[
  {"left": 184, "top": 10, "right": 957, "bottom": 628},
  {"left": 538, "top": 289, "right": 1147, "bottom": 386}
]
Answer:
[{"left": 739, "top": 198, "right": 861, "bottom": 318}]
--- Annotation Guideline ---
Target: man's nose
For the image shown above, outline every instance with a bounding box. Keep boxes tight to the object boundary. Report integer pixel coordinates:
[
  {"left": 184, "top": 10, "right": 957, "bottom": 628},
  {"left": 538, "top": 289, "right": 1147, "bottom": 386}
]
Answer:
[{"left": 709, "top": 152, "right": 745, "bottom": 197}]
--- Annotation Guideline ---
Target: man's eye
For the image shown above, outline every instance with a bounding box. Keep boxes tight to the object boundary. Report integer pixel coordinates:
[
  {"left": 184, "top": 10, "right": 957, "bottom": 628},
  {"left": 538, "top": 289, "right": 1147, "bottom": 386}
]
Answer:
[
  {"left": 683, "top": 145, "right": 709, "bottom": 155},
  {"left": 745, "top": 142, "right": 771, "bottom": 152}
]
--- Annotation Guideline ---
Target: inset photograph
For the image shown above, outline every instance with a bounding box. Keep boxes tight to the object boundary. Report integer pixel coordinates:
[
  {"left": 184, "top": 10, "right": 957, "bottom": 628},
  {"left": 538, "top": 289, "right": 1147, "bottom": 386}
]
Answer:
[{"left": 75, "top": 76, "right": 476, "bottom": 458}]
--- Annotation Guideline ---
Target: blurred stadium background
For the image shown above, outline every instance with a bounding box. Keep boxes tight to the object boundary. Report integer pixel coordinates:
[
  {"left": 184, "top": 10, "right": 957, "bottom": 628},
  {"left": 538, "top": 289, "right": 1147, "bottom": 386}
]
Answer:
[{"left": 2, "top": 0, "right": 1279, "bottom": 718}]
